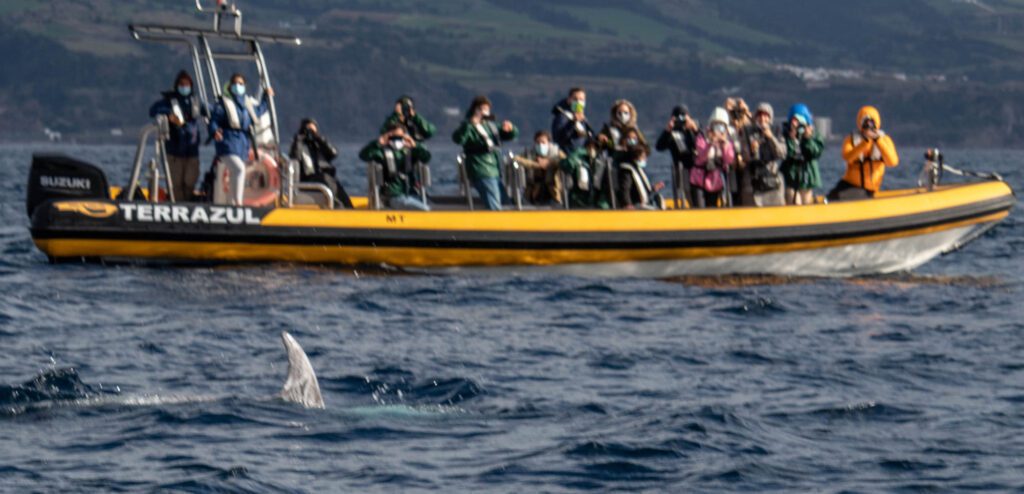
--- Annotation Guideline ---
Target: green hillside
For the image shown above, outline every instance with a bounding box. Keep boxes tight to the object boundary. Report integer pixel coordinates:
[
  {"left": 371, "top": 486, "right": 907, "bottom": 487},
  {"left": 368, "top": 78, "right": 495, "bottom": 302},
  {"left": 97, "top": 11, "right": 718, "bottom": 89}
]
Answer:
[{"left": 3, "top": 0, "right": 1024, "bottom": 146}]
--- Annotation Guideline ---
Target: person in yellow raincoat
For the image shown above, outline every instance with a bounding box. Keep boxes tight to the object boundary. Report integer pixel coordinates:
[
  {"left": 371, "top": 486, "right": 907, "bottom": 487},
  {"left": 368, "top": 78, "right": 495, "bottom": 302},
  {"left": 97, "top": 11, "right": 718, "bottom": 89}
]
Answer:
[{"left": 827, "top": 106, "right": 899, "bottom": 201}]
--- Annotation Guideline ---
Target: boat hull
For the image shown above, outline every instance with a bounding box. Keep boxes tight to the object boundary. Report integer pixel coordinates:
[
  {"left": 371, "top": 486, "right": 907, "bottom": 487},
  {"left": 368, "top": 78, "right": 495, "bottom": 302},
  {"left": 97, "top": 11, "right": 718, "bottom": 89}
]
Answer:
[{"left": 29, "top": 181, "right": 1015, "bottom": 277}]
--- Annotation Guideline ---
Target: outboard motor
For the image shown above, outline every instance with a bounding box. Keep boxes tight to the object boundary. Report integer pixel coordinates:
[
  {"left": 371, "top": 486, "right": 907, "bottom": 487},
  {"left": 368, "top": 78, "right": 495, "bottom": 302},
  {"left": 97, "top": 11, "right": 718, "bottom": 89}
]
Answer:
[
  {"left": 26, "top": 154, "right": 110, "bottom": 218},
  {"left": 918, "top": 148, "right": 944, "bottom": 190}
]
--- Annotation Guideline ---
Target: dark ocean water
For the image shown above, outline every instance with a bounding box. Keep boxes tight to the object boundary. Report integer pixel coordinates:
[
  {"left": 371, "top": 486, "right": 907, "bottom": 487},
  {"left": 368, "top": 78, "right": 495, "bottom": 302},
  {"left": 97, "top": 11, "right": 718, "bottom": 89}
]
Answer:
[{"left": 1, "top": 142, "right": 1022, "bottom": 493}]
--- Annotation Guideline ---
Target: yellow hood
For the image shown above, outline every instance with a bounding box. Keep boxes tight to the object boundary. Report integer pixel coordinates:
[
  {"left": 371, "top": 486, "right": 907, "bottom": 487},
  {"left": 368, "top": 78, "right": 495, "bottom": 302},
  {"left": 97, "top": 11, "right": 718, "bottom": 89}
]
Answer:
[{"left": 857, "top": 106, "right": 881, "bottom": 128}]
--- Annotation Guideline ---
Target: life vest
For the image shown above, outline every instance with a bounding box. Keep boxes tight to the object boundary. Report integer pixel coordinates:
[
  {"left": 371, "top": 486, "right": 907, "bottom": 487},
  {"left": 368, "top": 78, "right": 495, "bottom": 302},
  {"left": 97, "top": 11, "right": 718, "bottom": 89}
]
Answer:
[
  {"left": 608, "top": 126, "right": 623, "bottom": 151},
  {"left": 222, "top": 95, "right": 273, "bottom": 147},
  {"left": 473, "top": 121, "right": 499, "bottom": 150},
  {"left": 170, "top": 96, "right": 201, "bottom": 124},
  {"left": 846, "top": 131, "right": 888, "bottom": 191},
  {"left": 670, "top": 130, "right": 689, "bottom": 154},
  {"left": 620, "top": 162, "right": 651, "bottom": 206}
]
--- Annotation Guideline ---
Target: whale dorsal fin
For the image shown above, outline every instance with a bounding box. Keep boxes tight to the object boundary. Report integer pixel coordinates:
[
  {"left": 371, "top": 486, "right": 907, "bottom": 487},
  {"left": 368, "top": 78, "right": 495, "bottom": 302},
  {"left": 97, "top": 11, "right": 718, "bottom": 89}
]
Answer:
[{"left": 280, "top": 332, "right": 325, "bottom": 409}]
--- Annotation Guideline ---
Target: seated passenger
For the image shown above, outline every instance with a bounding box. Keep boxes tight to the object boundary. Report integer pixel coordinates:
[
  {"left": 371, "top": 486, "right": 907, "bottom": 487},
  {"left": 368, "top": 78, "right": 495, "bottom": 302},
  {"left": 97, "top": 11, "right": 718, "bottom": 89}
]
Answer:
[
  {"left": 781, "top": 104, "right": 824, "bottom": 205},
  {"left": 827, "top": 106, "right": 899, "bottom": 201},
  {"left": 149, "top": 70, "right": 204, "bottom": 201},
  {"left": 452, "top": 95, "right": 519, "bottom": 211},
  {"left": 618, "top": 145, "right": 665, "bottom": 210},
  {"left": 208, "top": 73, "right": 273, "bottom": 206},
  {"left": 515, "top": 131, "right": 565, "bottom": 206},
  {"left": 560, "top": 139, "right": 602, "bottom": 209},
  {"left": 551, "top": 87, "right": 593, "bottom": 153},
  {"left": 692, "top": 108, "right": 735, "bottom": 209},
  {"left": 740, "top": 103, "right": 786, "bottom": 207},
  {"left": 359, "top": 124, "right": 432, "bottom": 211},
  {"left": 288, "top": 118, "right": 353, "bottom": 208},
  {"left": 655, "top": 105, "right": 700, "bottom": 207},
  {"left": 380, "top": 95, "right": 436, "bottom": 143},
  {"left": 598, "top": 99, "right": 647, "bottom": 164}
]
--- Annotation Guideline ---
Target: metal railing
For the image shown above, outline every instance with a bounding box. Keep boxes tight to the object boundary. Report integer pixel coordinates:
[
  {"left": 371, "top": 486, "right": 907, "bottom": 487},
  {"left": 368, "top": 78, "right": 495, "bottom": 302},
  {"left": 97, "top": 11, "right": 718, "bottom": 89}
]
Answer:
[{"left": 125, "top": 115, "right": 176, "bottom": 203}]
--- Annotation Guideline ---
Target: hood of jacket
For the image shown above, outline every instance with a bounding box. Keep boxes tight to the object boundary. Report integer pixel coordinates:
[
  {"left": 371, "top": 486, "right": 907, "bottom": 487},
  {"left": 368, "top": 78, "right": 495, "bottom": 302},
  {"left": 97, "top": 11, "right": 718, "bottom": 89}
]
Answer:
[
  {"left": 857, "top": 106, "right": 881, "bottom": 128},
  {"left": 708, "top": 107, "right": 730, "bottom": 127},
  {"left": 609, "top": 99, "right": 638, "bottom": 129}
]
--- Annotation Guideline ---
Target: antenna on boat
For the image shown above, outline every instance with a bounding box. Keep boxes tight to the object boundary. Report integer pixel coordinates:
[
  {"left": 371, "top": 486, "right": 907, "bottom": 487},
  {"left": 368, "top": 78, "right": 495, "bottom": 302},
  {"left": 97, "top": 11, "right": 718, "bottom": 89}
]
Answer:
[{"left": 195, "top": 0, "right": 242, "bottom": 37}]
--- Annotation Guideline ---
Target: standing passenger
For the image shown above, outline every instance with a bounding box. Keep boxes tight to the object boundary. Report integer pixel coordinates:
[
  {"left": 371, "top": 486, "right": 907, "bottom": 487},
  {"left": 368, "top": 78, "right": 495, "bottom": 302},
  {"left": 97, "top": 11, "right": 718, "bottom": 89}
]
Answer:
[
  {"left": 208, "top": 73, "right": 273, "bottom": 206},
  {"left": 741, "top": 103, "right": 786, "bottom": 207},
  {"left": 598, "top": 99, "right": 647, "bottom": 164},
  {"left": 691, "top": 107, "right": 735, "bottom": 208},
  {"left": 780, "top": 104, "right": 824, "bottom": 205},
  {"left": 149, "top": 70, "right": 204, "bottom": 201},
  {"left": 380, "top": 95, "right": 436, "bottom": 144},
  {"left": 452, "top": 96, "right": 519, "bottom": 211},
  {"left": 618, "top": 145, "right": 664, "bottom": 210},
  {"left": 655, "top": 105, "right": 700, "bottom": 207},
  {"left": 827, "top": 106, "right": 899, "bottom": 201},
  {"left": 725, "top": 98, "right": 752, "bottom": 205},
  {"left": 551, "top": 87, "right": 593, "bottom": 153}
]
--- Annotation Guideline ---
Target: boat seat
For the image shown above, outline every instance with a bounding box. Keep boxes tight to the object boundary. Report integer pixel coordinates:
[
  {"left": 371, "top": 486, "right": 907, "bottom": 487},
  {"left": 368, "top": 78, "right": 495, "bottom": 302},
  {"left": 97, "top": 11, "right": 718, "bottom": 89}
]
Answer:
[{"left": 293, "top": 182, "right": 335, "bottom": 209}]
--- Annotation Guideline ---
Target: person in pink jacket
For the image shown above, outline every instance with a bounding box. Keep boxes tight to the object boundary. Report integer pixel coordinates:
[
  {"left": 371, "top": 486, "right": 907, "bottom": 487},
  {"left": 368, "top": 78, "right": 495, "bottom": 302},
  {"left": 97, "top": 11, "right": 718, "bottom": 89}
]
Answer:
[{"left": 692, "top": 107, "right": 736, "bottom": 208}]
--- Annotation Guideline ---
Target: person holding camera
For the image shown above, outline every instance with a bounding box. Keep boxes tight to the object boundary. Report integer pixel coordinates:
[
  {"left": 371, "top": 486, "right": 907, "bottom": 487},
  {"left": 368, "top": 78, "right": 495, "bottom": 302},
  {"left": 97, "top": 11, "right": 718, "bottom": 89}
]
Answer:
[
  {"left": 452, "top": 95, "right": 519, "bottom": 211},
  {"left": 655, "top": 105, "right": 700, "bottom": 207},
  {"left": 741, "top": 103, "right": 786, "bottom": 207},
  {"left": 359, "top": 123, "right": 433, "bottom": 211},
  {"left": 725, "top": 98, "right": 752, "bottom": 205},
  {"left": 380, "top": 95, "right": 436, "bottom": 144},
  {"left": 551, "top": 87, "right": 593, "bottom": 154},
  {"left": 827, "top": 106, "right": 899, "bottom": 201},
  {"left": 780, "top": 103, "right": 824, "bottom": 206},
  {"left": 691, "top": 107, "right": 736, "bottom": 209},
  {"left": 288, "top": 118, "right": 353, "bottom": 209}
]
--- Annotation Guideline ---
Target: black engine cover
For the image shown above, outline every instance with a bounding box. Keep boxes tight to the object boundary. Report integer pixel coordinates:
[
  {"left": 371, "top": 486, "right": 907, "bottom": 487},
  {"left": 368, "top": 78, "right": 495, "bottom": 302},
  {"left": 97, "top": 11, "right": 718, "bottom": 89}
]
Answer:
[{"left": 26, "top": 154, "right": 110, "bottom": 217}]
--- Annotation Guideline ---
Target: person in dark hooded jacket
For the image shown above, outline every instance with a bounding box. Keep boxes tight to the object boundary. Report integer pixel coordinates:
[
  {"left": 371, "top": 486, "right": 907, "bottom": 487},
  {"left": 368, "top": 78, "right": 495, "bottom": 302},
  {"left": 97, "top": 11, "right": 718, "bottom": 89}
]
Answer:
[
  {"left": 550, "top": 87, "right": 593, "bottom": 153},
  {"left": 289, "top": 118, "right": 353, "bottom": 208},
  {"left": 379, "top": 95, "right": 436, "bottom": 143},
  {"left": 149, "top": 70, "right": 205, "bottom": 201},
  {"left": 655, "top": 105, "right": 700, "bottom": 207}
]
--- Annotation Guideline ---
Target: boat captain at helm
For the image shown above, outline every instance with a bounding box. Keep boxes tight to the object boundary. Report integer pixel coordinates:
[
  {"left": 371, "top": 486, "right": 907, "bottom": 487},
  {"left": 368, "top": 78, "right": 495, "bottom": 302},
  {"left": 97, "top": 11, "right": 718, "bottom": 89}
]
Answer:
[
  {"left": 828, "top": 106, "right": 900, "bottom": 201},
  {"left": 208, "top": 73, "right": 274, "bottom": 206},
  {"left": 149, "top": 70, "right": 205, "bottom": 201}
]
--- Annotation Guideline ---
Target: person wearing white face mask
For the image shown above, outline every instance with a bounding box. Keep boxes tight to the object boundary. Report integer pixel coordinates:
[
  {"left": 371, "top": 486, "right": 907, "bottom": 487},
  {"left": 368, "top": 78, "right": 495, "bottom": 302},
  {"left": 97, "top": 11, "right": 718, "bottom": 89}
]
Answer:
[
  {"left": 359, "top": 123, "right": 432, "bottom": 211},
  {"left": 514, "top": 131, "right": 565, "bottom": 206},
  {"left": 208, "top": 73, "right": 274, "bottom": 206},
  {"left": 618, "top": 144, "right": 665, "bottom": 210},
  {"left": 597, "top": 99, "right": 647, "bottom": 166},
  {"left": 148, "top": 70, "right": 205, "bottom": 201},
  {"left": 452, "top": 95, "right": 519, "bottom": 211}
]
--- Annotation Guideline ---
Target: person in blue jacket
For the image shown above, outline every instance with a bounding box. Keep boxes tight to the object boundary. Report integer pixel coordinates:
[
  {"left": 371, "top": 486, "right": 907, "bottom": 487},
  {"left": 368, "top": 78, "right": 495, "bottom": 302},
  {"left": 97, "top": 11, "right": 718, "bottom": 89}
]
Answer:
[
  {"left": 149, "top": 70, "right": 204, "bottom": 201},
  {"left": 550, "top": 87, "right": 593, "bottom": 154},
  {"left": 208, "top": 73, "right": 273, "bottom": 206}
]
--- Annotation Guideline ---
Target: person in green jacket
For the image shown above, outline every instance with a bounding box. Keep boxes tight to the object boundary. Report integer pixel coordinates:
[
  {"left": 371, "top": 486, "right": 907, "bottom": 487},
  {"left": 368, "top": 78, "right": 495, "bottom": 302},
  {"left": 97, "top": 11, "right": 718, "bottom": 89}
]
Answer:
[
  {"left": 560, "top": 139, "right": 609, "bottom": 209},
  {"left": 380, "top": 95, "right": 436, "bottom": 144},
  {"left": 780, "top": 103, "right": 824, "bottom": 205},
  {"left": 451, "top": 95, "right": 519, "bottom": 211},
  {"left": 359, "top": 123, "right": 432, "bottom": 211}
]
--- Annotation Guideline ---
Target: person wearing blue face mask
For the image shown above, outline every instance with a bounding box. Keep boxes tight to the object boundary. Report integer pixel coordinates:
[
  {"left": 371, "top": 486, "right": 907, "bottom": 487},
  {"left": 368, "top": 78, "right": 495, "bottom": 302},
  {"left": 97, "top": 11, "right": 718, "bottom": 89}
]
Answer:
[
  {"left": 208, "top": 73, "right": 274, "bottom": 206},
  {"left": 514, "top": 131, "right": 565, "bottom": 206},
  {"left": 149, "top": 70, "right": 205, "bottom": 201}
]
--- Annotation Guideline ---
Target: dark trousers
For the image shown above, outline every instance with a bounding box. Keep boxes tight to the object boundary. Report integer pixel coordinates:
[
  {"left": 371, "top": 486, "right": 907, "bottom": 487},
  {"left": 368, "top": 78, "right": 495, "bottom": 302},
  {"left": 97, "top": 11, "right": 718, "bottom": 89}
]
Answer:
[{"left": 826, "top": 180, "right": 874, "bottom": 202}]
